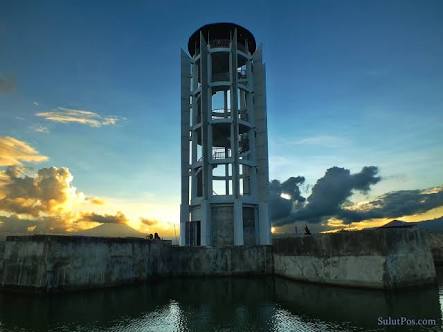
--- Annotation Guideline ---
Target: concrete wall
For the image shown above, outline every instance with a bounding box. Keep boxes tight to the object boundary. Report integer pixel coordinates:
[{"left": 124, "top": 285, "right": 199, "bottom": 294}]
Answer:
[
  {"left": 0, "top": 235, "right": 272, "bottom": 291},
  {"left": 0, "top": 228, "right": 437, "bottom": 292},
  {"left": 242, "top": 207, "right": 256, "bottom": 246},
  {"left": 273, "top": 228, "right": 436, "bottom": 289},
  {"left": 426, "top": 232, "right": 443, "bottom": 266},
  {"left": 211, "top": 205, "right": 234, "bottom": 247},
  {"left": 170, "top": 245, "right": 273, "bottom": 277},
  {"left": 0, "top": 236, "right": 171, "bottom": 291}
]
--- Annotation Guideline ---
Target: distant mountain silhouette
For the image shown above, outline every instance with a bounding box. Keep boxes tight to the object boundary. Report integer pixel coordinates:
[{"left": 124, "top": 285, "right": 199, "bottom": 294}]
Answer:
[
  {"left": 76, "top": 223, "right": 144, "bottom": 238},
  {"left": 380, "top": 219, "right": 412, "bottom": 228},
  {"left": 380, "top": 217, "right": 443, "bottom": 232}
]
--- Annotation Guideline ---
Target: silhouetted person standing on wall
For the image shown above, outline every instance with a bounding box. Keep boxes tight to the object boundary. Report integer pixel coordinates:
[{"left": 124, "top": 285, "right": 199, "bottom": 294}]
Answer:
[
  {"left": 304, "top": 224, "right": 311, "bottom": 236},
  {"left": 154, "top": 233, "right": 161, "bottom": 240}
]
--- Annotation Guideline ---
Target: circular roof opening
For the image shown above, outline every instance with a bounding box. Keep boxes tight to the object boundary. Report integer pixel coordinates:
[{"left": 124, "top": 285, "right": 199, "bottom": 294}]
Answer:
[{"left": 188, "top": 23, "right": 256, "bottom": 56}]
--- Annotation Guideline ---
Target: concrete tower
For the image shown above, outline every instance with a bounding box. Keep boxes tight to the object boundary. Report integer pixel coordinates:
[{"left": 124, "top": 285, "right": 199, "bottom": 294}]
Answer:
[{"left": 180, "top": 23, "right": 270, "bottom": 247}]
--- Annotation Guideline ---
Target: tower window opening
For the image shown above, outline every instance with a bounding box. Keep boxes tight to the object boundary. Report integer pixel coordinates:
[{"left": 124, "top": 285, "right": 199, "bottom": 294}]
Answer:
[
  {"left": 196, "top": 144, "right": 202, "bottom": 162},
  {"left": 189, "top": 140, "right": 192, "bottom": 162},
  {"left": 196, "top": 168, "right": 203, "bottom": 197},
  {"left": 239, "top": 132, "right": 250, "bottom": 154},
  {"left": 239, "top": 166, "right": 251, "bottom": 196},
  {"left": 189, "top": 97, "right": 193, "bottom": 125},
  {"left": 237, "top": 88, "right": 248, "bottom": 121},
  {"left": 212, "top": 123, "right": 231, "bottom": 160},
  {"left": 192, "top": 59, "right": 201, "bottom": 89},
  {"left": 212, "top": 179, "right": 227, "bottom": 196},
  {"left": 211, "top": 52, "right": 230, "bottom": 82},
  {"left": 211, "top": 89, "right": 231, "bottom": 119},
  {"left": 212, "top": 164, "right": 227, "bottom": 177},
  {"left": 237, "top": 54, "right": 248, "bottom": 80},
  {"left": 212, "top": 147, "right": 231, "bottom": 160},
  {"left": 196, "top": 98, "right": 202, "bottom": 124}
]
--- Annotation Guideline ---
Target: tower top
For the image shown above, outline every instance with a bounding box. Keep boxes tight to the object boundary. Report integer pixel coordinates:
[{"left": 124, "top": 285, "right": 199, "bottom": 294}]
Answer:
[{"left": 187, "top": 22, "right": 257, "bottom": 56}]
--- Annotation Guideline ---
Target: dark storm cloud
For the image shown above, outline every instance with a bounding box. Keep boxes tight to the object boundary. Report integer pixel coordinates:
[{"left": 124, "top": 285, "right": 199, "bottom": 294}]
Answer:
[
  {"left": 271, "top": 166, "right": 381, "bottom": 225},
  {"left": 338, "top": 186, "right": 443, "bottom": 223},
  {"left": 269, "top": 176, "right": 305, "bottom": 220}
]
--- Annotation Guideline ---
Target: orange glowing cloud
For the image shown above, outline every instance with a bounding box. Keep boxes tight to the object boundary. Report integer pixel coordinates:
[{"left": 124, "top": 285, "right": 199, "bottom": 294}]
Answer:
[
  {"left": 0, "top": 136, "right": 48, "bottom": 166},
  {"left": 36, "top": 107, "right": 124, "bottom": 127}
]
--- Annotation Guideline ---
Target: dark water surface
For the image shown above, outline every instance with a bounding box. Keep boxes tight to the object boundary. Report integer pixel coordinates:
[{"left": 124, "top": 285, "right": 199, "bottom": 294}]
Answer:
[{"left": 1, "top": 273, "right": 443, "bottom": 332}]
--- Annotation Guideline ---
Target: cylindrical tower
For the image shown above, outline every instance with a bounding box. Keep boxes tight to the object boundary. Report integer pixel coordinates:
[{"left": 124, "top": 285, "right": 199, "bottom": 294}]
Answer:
[{"left": 180, "top": 23, "right": 270, "bottom": 247}]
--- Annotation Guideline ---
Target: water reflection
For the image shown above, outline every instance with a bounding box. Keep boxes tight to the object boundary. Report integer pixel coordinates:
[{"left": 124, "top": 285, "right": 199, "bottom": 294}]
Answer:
[
  {"left": 0, "top": 276, "right": 441, "bottom": 331},
  {"left": 274, "top": 277, "right": 441, "bottom": 331}
]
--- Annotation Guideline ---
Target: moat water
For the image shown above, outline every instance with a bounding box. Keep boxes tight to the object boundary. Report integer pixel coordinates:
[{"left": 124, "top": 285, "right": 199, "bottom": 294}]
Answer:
[{"left": 1, "top": 272, "right": 443, "bottom": 332}]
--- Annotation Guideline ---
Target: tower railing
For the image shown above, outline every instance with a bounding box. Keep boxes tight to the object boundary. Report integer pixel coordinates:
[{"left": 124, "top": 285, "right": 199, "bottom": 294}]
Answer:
[
  {"left": 212, "top": 147, "right": 231, "bottom": 160},
  {"left": 193, "top": 40, "right": 249, "bottom": 56}
]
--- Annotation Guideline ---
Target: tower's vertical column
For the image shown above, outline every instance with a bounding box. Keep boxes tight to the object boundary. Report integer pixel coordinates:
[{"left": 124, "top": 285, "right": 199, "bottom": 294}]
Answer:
[
  {"left": 253, "top": 46, "right": 271, "bottom": 245},
  {"left": 200, "top": 32, "right": 210, "bottom": 246},
  {"left": 180, "top": 50, "right": 192, "bottom": 246},
  {"left": 231, "top": 29, "right": 244, "bottom": 246}
]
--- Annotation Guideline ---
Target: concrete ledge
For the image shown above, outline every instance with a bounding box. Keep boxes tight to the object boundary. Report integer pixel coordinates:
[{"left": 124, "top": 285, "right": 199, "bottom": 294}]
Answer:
[
  {"left": 273, "top": 228, "right": 436, "bottom": 289},
  {"left": 0, "top": 228, "right": 437, "bottom": 292},
  {"left": 0, "top": 235, "right": 272, "bottom": 292}
]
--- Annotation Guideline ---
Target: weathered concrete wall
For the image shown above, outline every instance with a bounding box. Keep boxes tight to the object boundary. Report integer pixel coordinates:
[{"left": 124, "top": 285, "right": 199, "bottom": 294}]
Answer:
[
  {"left": 0, "top": 236, "right": 172, "bottom": 291},
  {"left": 242, "top": 207, "right": 256, "bottom": 246},
  {"left": 273, "top": 228, "right": 436, "bottom": 289},
  {"left": 170, "top": 245, "right": 273, "bottom": 276},
  {"left": 0, "top": 235, "right": 272, "bottom": 291},
  {"left": 0, "top": 228, "right": 437, "bottom": 292},
  {"left": 426, "top": 232, "right": 443, "bottom": 266},
  {"left": 211, "top": 206, "right": 234, "bottom": 247}
]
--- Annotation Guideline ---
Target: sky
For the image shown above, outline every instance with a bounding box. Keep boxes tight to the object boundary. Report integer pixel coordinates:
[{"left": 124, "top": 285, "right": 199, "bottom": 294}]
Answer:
[{"left": 1, "top": 0, "right": 443, "bottom": 236}]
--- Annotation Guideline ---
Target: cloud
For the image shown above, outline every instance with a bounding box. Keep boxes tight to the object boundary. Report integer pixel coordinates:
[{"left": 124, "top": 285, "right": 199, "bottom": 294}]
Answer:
[
  {"left": 271, "top": 166, "right": 381, "bottom": 225},
  {"left": 0, "top": 166, "right": 117, "bottom": 234},
  {"left": 0, "top": 136, "right": 48, "bottom": 166},
  {"left": 32, "top": 125, "right": 50, "bottom": 134},
  {"left": 140, "top": 218, "right": 158, "bottom": 226},
  {"left": 269, "top": 176, "right": 305, "bottom": 220},
  {"left": 86, "top": 196, "right": 105, "bottom": 205},
  {"left": 289, "top": 135, "right": 349, "bottom": 148},
  {"left": 270, "top": 166, "right": 443, "bottom": 231},
  {"left": 0, "top": 166, "right": 80, "bottom": 217},
  {"left": 0, "top": 74, "right": 16, "bottom": 93},
  {"left": 36, "top": 107, "right": 124, "bottom": 127},
  {"left": 77, "top": 211, "right": 128, "bottom": 224},
  {"left": 339, "top": 186, "right": 443, "bottom": 224}
]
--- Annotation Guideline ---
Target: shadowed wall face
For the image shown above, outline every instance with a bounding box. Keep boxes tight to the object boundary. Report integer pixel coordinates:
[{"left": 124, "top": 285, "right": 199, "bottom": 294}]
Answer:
[
  {"left": 273, "top": 228, "right": 436, "bottom": 289},
  {"left": 243, "top": 206, "right": 256, "bottom": 246},
  {"left": 211, "top": 206, "right": 234, "bottom": 247}
]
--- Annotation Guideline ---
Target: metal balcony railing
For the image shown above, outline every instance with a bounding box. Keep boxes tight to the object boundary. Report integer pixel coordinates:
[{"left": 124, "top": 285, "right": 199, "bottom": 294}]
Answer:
[
  {"left": 212, "top": 148, "right": 231, "bottom": 160},
  {"left": 212, "top": 108, "right": 231, "bottom": 119}
]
